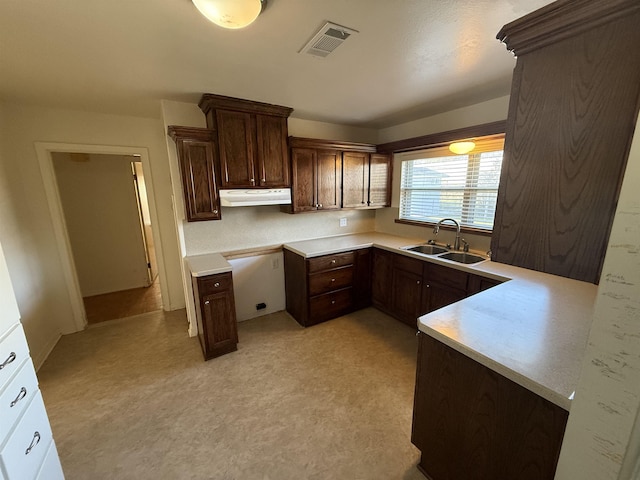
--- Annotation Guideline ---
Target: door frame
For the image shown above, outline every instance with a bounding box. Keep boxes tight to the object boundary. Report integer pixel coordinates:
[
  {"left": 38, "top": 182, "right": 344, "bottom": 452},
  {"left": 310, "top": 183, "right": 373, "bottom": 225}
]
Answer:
[{"left": 35, "top": 142, "right": 169, "bottom": 333}]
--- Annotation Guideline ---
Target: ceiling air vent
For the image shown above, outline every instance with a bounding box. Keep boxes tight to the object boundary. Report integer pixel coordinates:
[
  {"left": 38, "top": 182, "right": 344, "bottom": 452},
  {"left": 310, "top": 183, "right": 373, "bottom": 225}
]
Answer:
[{"left": 299, "top": 22, "right": 358, "bottom": 58}]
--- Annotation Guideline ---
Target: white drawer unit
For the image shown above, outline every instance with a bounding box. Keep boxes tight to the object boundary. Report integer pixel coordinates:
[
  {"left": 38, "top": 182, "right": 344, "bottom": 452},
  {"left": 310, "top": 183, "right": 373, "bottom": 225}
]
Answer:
[
  {"left": 0, "top": 325, "right": 30, "bottom": 391},
  {"left": 0, "top": 359, "right": 39, "bottom": 440},
  {"left": 0, "top": 391, "right": 53, "bottom": 480},
  {"left": 35, "top": 441, "right": 64, "bottom": 480}
]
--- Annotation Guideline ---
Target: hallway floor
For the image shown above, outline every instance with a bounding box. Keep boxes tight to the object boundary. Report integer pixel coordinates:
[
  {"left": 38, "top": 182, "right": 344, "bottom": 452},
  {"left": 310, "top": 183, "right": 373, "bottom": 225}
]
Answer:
[
  {"left": 83, "top": 278, "right": 162, "bottom": 324},
  {"left": 38, "top": 308, "right": 424, "bottom": 479}
]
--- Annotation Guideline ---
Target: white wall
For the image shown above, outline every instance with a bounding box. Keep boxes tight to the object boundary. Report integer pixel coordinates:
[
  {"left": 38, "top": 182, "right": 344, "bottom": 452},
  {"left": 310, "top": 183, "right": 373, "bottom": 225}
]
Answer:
[
  {"left": 0, "top": 102, "right": 184, "bottom": 367},
  {"left": 554, "top": 119, "right": 640, "bottom": 480},
  {"left": 228, "top": 252, "right": 286, "bottom": 322},
  {"left": 53, "top": 153, "right": 149, "bottom": 296},
  {"left": 374, "top": 96, "right": 511, "bottom": 254}
]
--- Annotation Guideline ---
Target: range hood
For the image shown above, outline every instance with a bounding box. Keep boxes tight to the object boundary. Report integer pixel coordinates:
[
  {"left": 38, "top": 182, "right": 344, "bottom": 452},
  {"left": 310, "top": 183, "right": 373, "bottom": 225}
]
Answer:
[{"left": 219, "top": 189, "right": 292, "bottom": 207}]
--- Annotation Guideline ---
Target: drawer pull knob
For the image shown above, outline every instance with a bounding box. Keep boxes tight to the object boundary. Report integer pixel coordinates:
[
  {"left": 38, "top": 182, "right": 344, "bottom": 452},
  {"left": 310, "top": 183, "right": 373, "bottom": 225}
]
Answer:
[
  {"left": 214, "top": 282, "right": 220, "bottom": 288},
  {"left": 204, "top": 300, "right": 210, "bottom": 305},
  {"left": 10, "top": 387, "right": 27, "bottom": 407},
  {"left": 331, "top": 278, "right": 336, "bottom": 282},
  {"left": 330, "top": 260, "right": 336, "bottom": 264},
  {"left": 331, "top": 300, "right": 335, "bottom": 304},
  {"left": 25, "top": 431, "right": 41, "bottom": 455},
  {"left": 213, "top": 210, "right": 218, "bottom": 215},
  {"left": 417, "top": 280, "right": 421, "bottom": 285},
  {"left": 0, "top": 352, "right": 16, "bottom": 370}
]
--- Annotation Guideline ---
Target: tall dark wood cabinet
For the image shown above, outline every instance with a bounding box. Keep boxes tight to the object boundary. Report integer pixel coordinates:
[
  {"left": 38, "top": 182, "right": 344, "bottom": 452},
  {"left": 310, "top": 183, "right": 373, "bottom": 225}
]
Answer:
[
  {"left": 199, "top": 94, "right": 293, "bottom": 189},
  {"left": 192, "top": 272, "right": 239, "bottom": 360},
  {"left": 491, "top": 0, "right": 640, "bottom": 284},
  {"left": 167, "top": 126, "right": 221, "bottom": 222}
]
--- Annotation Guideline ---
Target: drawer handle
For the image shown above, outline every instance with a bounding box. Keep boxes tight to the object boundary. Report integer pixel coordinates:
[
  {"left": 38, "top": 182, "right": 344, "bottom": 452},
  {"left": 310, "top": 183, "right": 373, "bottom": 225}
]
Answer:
[
  {"left": 25, "top": 431, "right": 41, "bottom": 455},
  {"left": 0, "top": 352, "right": 16, "bottom": 370},
  {"left": 214, "top": 282, "right": 220, "bottom": 288},
  {"left": 10, "top": 387, "right": 27, "bottom": 407}
]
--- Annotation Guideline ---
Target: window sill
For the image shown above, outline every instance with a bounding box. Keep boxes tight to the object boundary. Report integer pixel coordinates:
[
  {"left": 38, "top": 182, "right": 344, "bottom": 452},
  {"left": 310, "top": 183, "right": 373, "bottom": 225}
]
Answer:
[{"left": 394, "top": 218, "right": 493, "bottom": 237}]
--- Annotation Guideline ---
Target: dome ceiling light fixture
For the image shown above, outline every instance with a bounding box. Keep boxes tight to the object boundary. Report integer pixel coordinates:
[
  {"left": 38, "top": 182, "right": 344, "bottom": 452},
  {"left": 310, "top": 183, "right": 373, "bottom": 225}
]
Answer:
[
  {"left": 449, "top": 140, "right": 476, "bottom": 155},
  {"left": 192, "top": 0, "right": 267, "bottom": 30}
]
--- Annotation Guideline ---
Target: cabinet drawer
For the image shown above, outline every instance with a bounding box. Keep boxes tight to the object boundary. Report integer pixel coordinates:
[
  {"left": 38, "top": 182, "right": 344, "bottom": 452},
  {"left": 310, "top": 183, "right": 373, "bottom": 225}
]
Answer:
[
  {"left": 394, "top": 254, "right": 424, "bottom": 275},
  {"left": 197, "top": 272, "right": 233, "bottom": 295},
  {"left": 307, "top": 252, "right": 354, "bottom": 273},
  {"left": 35, "top": 440, "right": 64, "bottom": 480},
  {"left": 0, "top": 391, "right": 53, "bottom": 480},
  {"left": 428, "top": 263, "right": 469, "bottom": 291},
  {"left": 0, "top": 325, "right": 30, "bottom": 392},
  {"left": 0, "top": 359, "right": 38, "bottom": 440},
  {"left": 308, "top": 266, "right": 353, "bottom": 296},
  {"left": 309, "top": 288, "right": 353, "bottom": 323}
]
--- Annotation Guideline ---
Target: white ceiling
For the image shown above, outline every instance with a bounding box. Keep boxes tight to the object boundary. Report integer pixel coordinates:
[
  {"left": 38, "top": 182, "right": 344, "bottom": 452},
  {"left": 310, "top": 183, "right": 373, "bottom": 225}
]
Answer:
[{"left": 0, "top": 0, "right": 551, "bottom": 128}]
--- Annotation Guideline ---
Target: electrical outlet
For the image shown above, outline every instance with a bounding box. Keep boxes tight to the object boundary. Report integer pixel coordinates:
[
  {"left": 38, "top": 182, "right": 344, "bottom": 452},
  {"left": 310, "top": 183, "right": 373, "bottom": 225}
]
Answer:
[
  {"left": 256, "top": 302, "right": 266, "bottom": 310},
  {"left": 339, "top": 217, "right": 347, "bottom": 227}
]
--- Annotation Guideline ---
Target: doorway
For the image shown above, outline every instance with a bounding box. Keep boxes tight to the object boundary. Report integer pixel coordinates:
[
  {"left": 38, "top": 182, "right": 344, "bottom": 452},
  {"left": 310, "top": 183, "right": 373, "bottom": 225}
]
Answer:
[{"left": 51, "top": 152, "right": 163, "bottom": 324}]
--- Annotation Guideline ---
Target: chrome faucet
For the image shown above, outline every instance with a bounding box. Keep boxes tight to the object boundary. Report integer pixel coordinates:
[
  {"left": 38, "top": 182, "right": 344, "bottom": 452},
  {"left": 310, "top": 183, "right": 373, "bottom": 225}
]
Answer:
[{"left": 433, "top": 218, "right": 461, "bottom": 251}]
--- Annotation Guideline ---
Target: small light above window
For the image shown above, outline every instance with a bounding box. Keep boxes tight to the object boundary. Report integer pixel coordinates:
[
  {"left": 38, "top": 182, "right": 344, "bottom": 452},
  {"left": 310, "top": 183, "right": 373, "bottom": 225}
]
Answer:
[{"left": 449, "top": 141, "right": 476, "bottom": 155}]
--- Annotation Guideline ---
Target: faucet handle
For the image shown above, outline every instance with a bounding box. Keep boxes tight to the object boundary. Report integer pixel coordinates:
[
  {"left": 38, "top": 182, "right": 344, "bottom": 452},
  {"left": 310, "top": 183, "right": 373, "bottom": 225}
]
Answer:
[{"left": 461, "top": 238, "right": 469, "bottom": 252}]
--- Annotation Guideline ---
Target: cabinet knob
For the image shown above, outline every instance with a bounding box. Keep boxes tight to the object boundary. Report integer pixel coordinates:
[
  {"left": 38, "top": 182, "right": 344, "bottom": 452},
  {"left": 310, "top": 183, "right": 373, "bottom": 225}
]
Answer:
[
  {"left": 250, "top": 178, "right": 255, "bottom": 184},
  {"left": 331, "top": 260, "right": 336, "bottom": 264},
  {"left": 204, "top": 300, "right": 210, "bottom": 305},
  {"left": 319, "top": 204, "right": 323, "bottom": 208},
  {"left": 417, "top": 280, "right": 421, "bottom": 285},
  {"left": 214, "top": 282, "right": 220, "bottom": 288},
  {"left": 331, "top": 300, "right": 335, "bottom": 304},
  {"left": 213, "top": 210, "right": 218, "bottom": 215},
  {"left": 426, "top": 284, "right": 430, "bottom": 288},
  {"left": 331, "top": 278, "right": 336, "bottom": 282},
  {"left": 261, "top": 178, "right": 266, "bottom": 182}
]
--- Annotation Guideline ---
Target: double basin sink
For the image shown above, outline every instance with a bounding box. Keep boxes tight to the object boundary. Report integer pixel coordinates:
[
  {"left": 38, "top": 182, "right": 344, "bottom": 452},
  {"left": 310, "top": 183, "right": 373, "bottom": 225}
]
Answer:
[{"left": 401, "top": 244, "right": 486, "bottom": 264}]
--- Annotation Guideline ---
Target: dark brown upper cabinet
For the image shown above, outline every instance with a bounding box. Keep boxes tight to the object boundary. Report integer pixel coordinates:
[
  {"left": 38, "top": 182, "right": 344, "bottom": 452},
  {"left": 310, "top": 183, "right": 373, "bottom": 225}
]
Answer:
[
  {"left": 285, "top": 137, "right": 391, "bottom": 214},
  {"left": 286, "top": 144, "right": 342, "bottom": 213},
  {"left": 167, "top": 126, "right": 221, "bottom": 222},
  {"left": 199, "top": 94, "right": 293, "bottom": 189},
  {"left": 491, "top": 0, "right": 640, "bottom": 284}
]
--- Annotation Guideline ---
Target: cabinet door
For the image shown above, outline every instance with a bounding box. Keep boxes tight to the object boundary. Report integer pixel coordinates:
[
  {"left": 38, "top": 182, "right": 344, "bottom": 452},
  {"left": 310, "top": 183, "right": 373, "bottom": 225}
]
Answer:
[
  {"left": 342, "top": 151, "right": 369, "bottom": 208},
  {"left": 316, "top": 150, "right": 341, "bottom": 210},
  {"left": 392, "top": 267, "right": 423, "bottom": 328},
  {"left": 428, "top": 283, "right": 466, "bottom": 312},
  {"left": 216, "top": 109, "right": 256, "bottom": 188},
  {"left": 177, "top": 138, "right": 220, "bottom": 221},
  {"left": 353, "top": 248, "right": 372, "bottom": 310},
  {"left": 255, "top": 115, "right": 290, "bottom": 187},
  {"left": 197, "top": 274, "right": 238, "bottom": 359},
  {"left": 368, "top": 153, "right": 392, "bottom": 207},
  {"left": 290, "top": 148, "right": 317, "bottom": 212},
  {"left": 371, "top": 249, "right": 393, "bottom": 310}
]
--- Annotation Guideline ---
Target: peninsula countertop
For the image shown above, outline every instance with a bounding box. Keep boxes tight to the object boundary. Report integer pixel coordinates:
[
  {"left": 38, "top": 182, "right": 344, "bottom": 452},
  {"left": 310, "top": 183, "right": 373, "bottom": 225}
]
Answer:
[{"left": 284, "top": 232, "right": 597, "bottom": 410}]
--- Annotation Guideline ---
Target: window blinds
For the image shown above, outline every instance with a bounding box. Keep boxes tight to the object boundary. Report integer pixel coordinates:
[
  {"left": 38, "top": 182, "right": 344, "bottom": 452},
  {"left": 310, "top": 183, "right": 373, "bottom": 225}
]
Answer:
[{"left": 399, "top": 137, "right": 504, "bottom": 230}]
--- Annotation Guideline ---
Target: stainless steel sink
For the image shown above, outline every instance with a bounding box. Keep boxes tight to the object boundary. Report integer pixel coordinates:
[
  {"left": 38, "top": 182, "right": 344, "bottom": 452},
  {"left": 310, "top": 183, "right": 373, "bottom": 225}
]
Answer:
[
  {"left": 439, "top": 252, "right": 486, "bottom": 264},
  {"left": 404, "top": 245, "right": 449, "bottom": 255}
]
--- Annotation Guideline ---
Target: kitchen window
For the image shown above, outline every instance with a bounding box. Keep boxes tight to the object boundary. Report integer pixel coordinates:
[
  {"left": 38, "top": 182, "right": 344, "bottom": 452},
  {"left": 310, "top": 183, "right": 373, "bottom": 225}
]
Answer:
[{"left": 398, "top": 135, "right": 504, "bottom": 232}]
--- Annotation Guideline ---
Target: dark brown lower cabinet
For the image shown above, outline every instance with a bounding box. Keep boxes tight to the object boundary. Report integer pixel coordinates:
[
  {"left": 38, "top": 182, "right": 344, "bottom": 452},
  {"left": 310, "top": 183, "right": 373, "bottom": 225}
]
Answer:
[
  {"left": 284, "top": 248, "right": 371, "bottom": 327},
  {"left": 412, "top": 333, "right": 568, "bottom": 480},
  {"left": 192, "top": 272, "right": 238, "bottom": 360}
]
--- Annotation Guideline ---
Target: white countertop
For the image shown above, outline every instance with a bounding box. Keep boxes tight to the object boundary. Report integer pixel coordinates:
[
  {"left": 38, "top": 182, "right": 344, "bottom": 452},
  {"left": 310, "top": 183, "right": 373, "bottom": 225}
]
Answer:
[
  {"left": 284, "top": 232, "right": 597, "bottom": 410},
  {"left": 185, "top": 253, "right": 232, "bottom": 277}
]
